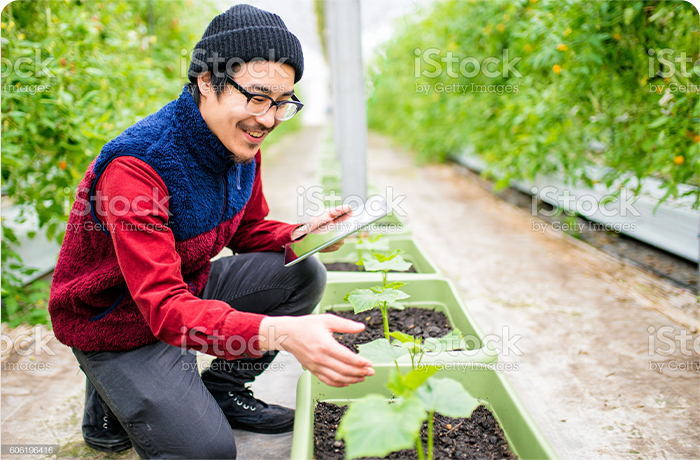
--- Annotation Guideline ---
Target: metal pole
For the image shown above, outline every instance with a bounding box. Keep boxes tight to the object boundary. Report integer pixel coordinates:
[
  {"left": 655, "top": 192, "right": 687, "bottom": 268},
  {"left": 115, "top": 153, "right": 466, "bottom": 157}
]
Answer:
[{"left": 325, "top": 0, "right": 367, "bottom": 202}]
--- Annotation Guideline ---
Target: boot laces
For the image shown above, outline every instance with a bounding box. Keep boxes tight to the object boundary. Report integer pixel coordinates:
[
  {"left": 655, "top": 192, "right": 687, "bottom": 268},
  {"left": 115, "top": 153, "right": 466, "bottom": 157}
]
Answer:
[{"left": 227, "top": 386, "right": 267, "bottom": 412}]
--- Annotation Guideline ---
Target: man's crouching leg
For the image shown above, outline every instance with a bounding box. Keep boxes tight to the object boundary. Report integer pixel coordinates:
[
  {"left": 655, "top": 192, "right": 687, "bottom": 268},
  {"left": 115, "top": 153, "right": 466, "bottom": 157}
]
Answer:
[
  {"left": 199, "top": 252, "right": 327, "bottom": 434},
  {"left": 74, "top": 341, "right": 238, "bottom": 459}
]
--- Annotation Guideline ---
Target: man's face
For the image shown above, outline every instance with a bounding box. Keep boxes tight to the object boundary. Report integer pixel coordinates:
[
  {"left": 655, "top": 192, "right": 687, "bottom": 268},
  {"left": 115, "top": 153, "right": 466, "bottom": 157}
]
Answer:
[{"left": 197, "top": 60, "right": 296, "bottom": 163}]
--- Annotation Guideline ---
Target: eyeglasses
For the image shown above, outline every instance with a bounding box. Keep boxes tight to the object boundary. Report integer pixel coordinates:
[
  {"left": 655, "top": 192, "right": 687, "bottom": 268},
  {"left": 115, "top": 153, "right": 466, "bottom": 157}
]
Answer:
[{"left": 224, "top": 75, "right": 304, "bottom": 121}]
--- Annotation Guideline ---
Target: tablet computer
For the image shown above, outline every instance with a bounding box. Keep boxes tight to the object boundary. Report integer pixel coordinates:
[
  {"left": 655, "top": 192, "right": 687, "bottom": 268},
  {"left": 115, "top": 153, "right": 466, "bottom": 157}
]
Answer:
[{"left": 284, "top": 195, "right": 390, "bottom": 267}]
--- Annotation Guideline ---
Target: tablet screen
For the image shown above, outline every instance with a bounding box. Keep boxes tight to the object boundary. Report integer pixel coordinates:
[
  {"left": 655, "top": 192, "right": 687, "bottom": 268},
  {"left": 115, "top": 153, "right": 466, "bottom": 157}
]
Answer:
[{"left": 284, "top": 196, "right": 390, "bottom": 266}]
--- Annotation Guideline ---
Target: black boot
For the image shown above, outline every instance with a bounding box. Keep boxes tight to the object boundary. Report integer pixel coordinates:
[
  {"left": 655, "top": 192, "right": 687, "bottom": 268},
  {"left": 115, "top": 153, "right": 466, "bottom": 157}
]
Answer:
[
  {"left": 82, "top": 379, "right": 132, "bottom": 452},
  {"left": 208, "top": 386, "right": 295, "bottom": 434},
  {"left": 202, "top": 352, "right": 295, "bottom": 434}
]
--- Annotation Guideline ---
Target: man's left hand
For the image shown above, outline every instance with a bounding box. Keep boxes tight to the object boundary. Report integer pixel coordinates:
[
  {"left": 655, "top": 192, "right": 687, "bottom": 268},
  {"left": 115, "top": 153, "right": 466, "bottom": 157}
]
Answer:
[{"left": 291, "top": 205, "right": 353, "bottom": 253}]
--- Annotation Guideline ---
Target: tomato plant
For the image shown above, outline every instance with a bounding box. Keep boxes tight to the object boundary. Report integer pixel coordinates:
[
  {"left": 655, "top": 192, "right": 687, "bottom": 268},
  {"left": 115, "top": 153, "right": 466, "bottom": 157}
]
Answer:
[
  {"left": 1, "top": 0, "right": 219, "bottom": 323},
  {"left": 367, "top": 0, "right": 699, "bottom": 207}
]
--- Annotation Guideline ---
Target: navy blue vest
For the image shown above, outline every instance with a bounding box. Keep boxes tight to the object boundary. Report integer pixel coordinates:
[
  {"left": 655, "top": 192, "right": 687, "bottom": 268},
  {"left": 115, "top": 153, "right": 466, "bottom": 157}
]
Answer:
[{"left": 90, "top": 86, "right": 256, "bottom": 241}]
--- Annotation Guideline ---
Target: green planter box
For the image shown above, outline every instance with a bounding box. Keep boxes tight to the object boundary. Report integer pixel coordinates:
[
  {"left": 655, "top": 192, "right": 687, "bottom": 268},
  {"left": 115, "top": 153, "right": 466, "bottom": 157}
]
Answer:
[
  {"left": 319, "top": 237, "right": 440, "bottom": 276},
  {"left": 291, "top": 364, "right": 557, "bottom": 460},
  {"left": 315, "top": 277, "right": 497, "bottom": 365}
]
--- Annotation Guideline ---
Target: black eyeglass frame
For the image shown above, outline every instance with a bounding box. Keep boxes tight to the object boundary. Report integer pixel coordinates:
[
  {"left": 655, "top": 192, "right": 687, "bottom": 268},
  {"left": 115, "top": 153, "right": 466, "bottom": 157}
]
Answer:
[{"left": 224, "top": 75, "right": 304, "bottom": 121}]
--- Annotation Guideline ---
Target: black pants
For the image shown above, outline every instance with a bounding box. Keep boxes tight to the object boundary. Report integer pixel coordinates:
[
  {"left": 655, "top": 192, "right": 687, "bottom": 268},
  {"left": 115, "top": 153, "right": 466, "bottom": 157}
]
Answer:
[{"left": 73, "top": 252, "right": 326, "bottom": 459}]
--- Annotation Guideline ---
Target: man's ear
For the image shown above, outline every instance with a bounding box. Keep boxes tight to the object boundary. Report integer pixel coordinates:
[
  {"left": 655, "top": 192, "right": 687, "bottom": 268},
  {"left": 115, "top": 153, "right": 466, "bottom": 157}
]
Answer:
[{"left": 197, "top": 72, "right": 212, "bottom": 98}]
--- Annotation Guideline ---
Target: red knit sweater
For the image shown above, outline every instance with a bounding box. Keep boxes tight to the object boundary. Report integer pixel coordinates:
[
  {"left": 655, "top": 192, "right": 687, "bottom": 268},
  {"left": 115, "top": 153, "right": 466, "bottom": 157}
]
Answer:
[{"left": 49, "top": 150, "right": 297, "bottom": 359}]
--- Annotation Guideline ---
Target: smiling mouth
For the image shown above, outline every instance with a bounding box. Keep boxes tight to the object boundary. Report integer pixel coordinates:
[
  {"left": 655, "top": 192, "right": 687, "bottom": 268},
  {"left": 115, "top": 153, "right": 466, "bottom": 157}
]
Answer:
[{"left": 242, "top": 128, "right": 267, "bottom": 139}]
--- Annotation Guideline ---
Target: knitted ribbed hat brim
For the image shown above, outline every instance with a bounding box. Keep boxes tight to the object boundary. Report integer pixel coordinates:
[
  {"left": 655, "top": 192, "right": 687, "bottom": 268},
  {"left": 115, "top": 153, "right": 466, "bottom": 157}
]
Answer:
[{"left": 188, "top": 5, "right": 304, "bottom": 83}]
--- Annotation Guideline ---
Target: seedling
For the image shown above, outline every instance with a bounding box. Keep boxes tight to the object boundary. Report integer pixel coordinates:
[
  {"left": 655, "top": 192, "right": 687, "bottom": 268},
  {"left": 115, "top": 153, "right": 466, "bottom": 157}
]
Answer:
[
  {"left": 337, "top": 366, "right": 478, "bottom": 460},
  {"left": 343, "top": 283, "right": 409, "bottom": 340},
  {"left": 359, "top": 250, "right": 412, "bottom": 288},
  {"left": 355, "top": 233, "right": 390, "bottom": 262},
  {"left": 388, "top": 330, "right": 463, "bottom": 370},
  {"left": 343, "top": 251, "right": 414, "bottom": 340}
]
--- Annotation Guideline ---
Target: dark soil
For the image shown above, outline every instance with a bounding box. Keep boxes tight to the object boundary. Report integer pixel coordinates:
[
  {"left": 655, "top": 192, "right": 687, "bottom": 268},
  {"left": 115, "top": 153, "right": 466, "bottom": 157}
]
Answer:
[
  {"left": 324, "top": 263, "right": 418, "bottom": 273},
  {"left": 314, "top": 401, "right": 518, "bottom": 460},
  {"left": 329, "top": 307, "right": 452, "bottom": 353}
]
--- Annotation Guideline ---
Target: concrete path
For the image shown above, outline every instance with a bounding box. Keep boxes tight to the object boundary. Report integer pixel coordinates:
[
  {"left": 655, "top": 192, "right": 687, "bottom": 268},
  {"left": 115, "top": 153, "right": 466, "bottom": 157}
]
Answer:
[{"left": 365, "top": 133, "right": 699, "bottom": 460}]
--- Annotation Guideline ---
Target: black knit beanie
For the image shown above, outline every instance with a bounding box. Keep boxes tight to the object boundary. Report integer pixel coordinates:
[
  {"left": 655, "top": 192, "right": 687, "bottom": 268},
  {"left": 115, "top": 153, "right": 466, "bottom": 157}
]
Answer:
[{"left": 188, "top": 4, "right": 304, "bottom": 83}]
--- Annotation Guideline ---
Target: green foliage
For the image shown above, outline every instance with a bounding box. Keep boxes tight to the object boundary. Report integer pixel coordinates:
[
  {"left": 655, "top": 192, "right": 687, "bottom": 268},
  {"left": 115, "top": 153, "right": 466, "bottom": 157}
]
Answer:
[
  {"left": 0, "top": 0, "right": 218, "bottom": 324},
  {"left": 337, "top": 369, "right": 477, "bottom": 460},
  {"left": 422, "top": 330, "right": 463, "bottom": 353},
  {"left": 343, "top": 287, "right": 410, "bottom": 313},
  {"left": 360, "top": 253, "right": 413, "bottom": 272},
  {"left": 0, "top": 279, "right": 51, "bottom": 327},
  {"left": 386, "top": 366, "right": 437, "bottom": 397},
  {"left": 367, "top": 0, "right": 699, "bottom": 207},
  {"left": 358, "top": 337, "right": 409, "bottom": 362},
  {"left": 337, "top": 394, "right": 427, "bottom": 460},
  {"left": 415, "top": 377, "right": 479, "bottom": 418}
]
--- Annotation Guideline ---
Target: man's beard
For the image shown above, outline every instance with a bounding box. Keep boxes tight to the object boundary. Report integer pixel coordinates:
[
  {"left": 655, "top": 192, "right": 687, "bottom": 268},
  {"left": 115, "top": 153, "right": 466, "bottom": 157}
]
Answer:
[
  {"left": 229, "top": 121, "right": 274, "bottom": 164},
  {"left": 229, "top": 152, "right": 255, "bottom": 165}
]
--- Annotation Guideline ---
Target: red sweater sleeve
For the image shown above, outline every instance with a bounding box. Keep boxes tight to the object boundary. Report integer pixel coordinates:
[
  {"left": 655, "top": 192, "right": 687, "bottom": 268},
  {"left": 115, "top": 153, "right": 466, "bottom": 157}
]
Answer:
[
  {"left": 96, "top": 156, "right": 264, "bottom": 360},
  {"left": 227, "top": 150, "right": 299, "bottom": 253}
]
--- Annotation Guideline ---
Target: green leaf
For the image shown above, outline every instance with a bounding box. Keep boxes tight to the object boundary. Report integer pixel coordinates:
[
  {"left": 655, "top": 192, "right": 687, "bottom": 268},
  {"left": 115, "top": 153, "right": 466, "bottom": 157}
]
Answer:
[
  {"left": 337, "top": 395, "right": 426, "bottom": 459},
  {"left": 415, "top": 377, "right": 479, "bottom": 418},
  {"left": 362, "top": 255, "right": 413, "bottom": 272},
  {"left": 373, "top": 249, "right": 403, "bottom": 262},
  {"left": 345, "top": 287, "right": 410, "bottom": 313},
  {"left": 389, "top": 330, "right": 422, "bottom": 346},
  {"left": 387, "top": 367, "right": 438, "bottom": 397},
  {"left": 358, "top": 338, "right": 409, "bottom": 363},
  {"left": 377, "top": 288, "right": 410, "bottom": 304},
  {"left": 385, "top": 281, "right": 406, "bottom": 289},
  {"left": 344, "top": 288, "right": 379, "bottom": 313},
  {"left": 648, "top": 116, "right": 669, "bottom": 129},
  {"left": 423, "top": 330, "right": 463, "bottom": 352}
]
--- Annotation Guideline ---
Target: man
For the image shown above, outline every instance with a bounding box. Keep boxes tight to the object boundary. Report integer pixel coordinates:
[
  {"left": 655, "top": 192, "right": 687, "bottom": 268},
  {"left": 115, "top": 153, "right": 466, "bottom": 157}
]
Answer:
[{"left": 48, "top": 5, "right": 373, "bottom": 458}]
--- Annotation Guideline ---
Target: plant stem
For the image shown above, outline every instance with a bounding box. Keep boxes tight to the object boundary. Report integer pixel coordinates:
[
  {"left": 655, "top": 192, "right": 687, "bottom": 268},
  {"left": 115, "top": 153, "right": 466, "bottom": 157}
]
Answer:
[
  {"left": 381, "top": 303, "right": 390, "bottom": 340},
  {"left": 382, "top": 269, "right": 388, "bottom": 288},
  {"left": 416, "top": 432, "right": 425, "bottom": 460},
  {"left": 428, "top": 410, "right": 435, "bottom": 460}
]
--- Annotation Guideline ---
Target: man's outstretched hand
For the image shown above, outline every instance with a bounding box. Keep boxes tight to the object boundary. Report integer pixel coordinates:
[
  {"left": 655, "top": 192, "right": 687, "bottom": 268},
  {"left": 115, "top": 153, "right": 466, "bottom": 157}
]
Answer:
[{"left": 258, "top": 314, "right": 374, "bottom": 387}]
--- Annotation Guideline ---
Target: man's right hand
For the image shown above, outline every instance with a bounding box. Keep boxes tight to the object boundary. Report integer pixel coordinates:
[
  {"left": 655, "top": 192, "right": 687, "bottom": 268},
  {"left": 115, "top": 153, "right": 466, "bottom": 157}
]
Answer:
[{"left": 258, "top": 314, "right": 374, "bottom": 387}]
